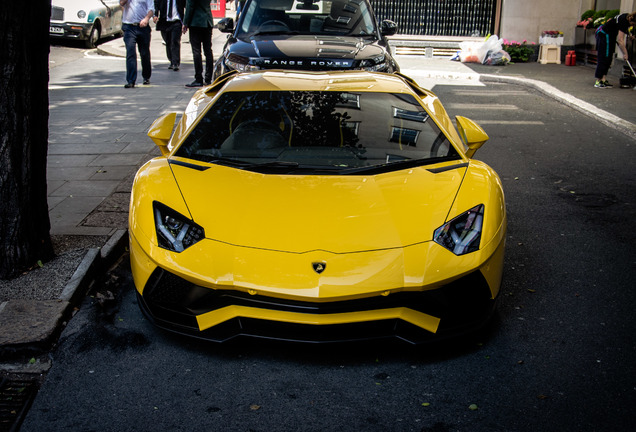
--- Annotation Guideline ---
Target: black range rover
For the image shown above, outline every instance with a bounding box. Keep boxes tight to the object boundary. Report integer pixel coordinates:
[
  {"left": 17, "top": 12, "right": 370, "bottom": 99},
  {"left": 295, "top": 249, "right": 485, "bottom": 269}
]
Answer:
[{"left": 214, "top": 0, "right": 399, "bottom": 79}]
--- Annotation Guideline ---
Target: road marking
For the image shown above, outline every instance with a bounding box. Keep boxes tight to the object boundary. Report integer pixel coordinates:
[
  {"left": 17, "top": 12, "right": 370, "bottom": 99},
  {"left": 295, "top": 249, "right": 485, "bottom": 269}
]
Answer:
[
  {"left": 471, "top": 120, "right": 545, "bottom": 125},
  {"left": 49, "top": 84, "right": 131, "bottom": 89},
  {"left": 448, "top": 103, "right": 519, "bottom": 110},
  {"left": 452, "top": 90, "right": 531, "bottom": 96}
]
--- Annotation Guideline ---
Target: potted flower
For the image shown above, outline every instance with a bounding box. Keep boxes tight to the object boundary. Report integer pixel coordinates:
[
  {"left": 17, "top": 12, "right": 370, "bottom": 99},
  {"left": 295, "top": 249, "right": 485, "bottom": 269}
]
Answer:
[
  {"left": 502, "top": 39, "right": 537, "bottom": 63},
  {"left": 540, "top": 30, "right": 564, "bottom": 45}
]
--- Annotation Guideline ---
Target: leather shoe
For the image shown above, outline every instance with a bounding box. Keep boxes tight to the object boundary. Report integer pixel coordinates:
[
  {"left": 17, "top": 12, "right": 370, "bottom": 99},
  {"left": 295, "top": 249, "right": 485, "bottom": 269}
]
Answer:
[
  {"left": 124, "top": 83, "right": 135, "bottom": 88},
  {"left": 143, "top": 79, "right": 150, "bottom": 85},
  {"left": 185, "top": 80, "right": 203, "bottom": 87},
  {"left": 173, "top": 66, "right": 179, "bottom": 71}
]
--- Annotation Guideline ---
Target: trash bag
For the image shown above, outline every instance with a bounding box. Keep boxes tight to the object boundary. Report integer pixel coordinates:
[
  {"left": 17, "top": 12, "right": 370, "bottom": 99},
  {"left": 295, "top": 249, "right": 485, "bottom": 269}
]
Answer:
[
  {"left": 483, "top": 50, "right": 511, "bottom": 65},
  {"left": 460, "top": 35, "right": 503, "bottom": 64}
]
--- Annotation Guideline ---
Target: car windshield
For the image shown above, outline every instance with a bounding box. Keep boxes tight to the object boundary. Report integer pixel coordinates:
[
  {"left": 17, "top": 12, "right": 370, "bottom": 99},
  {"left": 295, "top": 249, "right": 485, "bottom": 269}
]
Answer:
[
  {"left": 174, "top": 90, "right": 460, "bottom": 174},
  {"left": 238, "top": 0, "right": 377, "bottom": 37}
]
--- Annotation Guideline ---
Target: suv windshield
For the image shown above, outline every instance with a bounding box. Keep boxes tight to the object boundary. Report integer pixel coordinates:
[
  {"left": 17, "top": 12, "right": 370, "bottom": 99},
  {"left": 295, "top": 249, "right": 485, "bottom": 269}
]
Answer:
[
  {"left": 175, "top": 91, "right": 459, "bottom": 174},
  {"left": 239, "top": 0, "right": 377, "bottom": 37}
]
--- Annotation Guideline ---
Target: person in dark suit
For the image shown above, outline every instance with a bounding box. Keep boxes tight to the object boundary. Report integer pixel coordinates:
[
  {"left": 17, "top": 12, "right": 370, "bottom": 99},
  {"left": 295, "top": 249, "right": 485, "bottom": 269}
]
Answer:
[
  {"left": 182, "top": 0, "right": 214, "bottom": 87},
  {"left": 154, "top": 0, "right": 185, "bottom": 71}
]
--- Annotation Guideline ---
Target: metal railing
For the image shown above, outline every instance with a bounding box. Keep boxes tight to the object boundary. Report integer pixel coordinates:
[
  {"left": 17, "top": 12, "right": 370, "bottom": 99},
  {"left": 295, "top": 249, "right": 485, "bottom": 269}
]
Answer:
[{"left": 371, "top": 0, "right": 498, "bottom": 37}]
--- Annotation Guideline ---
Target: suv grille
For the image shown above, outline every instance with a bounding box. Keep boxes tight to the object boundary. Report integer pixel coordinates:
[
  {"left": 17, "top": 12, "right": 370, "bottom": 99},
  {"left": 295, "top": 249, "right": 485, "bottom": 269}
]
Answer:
[{"left": 51, "top": 6, "right": 64, "bottom": 21}]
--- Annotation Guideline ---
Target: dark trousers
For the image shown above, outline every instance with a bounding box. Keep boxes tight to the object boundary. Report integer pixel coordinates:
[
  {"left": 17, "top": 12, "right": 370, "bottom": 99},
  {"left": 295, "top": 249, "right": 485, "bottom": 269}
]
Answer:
[
  {"left": 161, "top": 20, "right": 182, "bottom": 67},
  {"left": 123, "top": 23, "right": 152, "bottom": 84},
  {"left": 595, "top": 27, "right": 616, "bottom": 79},
  {"left": 189, "top": 26, "right": 213, "bottom": 83}
]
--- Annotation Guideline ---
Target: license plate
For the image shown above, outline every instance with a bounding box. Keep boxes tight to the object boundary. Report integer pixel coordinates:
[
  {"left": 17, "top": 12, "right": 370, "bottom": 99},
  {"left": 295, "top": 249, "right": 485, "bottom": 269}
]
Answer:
[{"left": 50, "top": 26, "right": 64, "bottom": 34}]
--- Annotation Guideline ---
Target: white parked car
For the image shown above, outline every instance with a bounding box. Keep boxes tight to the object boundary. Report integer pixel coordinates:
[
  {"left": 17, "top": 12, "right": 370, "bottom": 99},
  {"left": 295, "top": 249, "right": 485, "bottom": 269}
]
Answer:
[{"left": 50, "top": 0, "right": 123, "bottom": 47}]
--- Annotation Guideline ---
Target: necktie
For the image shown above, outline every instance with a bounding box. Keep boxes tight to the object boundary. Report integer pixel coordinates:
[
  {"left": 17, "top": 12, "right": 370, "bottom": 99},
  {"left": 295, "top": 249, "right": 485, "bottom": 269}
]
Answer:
[{"left": 168, "top": 0, "right": 173, "bottom": 19}]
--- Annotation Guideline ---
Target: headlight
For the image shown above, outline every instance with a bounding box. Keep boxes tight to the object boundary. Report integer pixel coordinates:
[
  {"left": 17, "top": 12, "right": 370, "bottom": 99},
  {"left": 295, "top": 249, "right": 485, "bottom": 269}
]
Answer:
[
  {"left": 359, "top": 55, "right": 389, "bottom": 72},
  {"left": 224, "top": 54, "right": 261, "bottom": 72},
  {"left": 77, "top": 10, "right": 86, "bottom": 19},
  {"left": 433, "top": 205, "right": 484, "bottom": 255},
  {"left": 153, "top": 202, "right": 205, "bottom": 252}
]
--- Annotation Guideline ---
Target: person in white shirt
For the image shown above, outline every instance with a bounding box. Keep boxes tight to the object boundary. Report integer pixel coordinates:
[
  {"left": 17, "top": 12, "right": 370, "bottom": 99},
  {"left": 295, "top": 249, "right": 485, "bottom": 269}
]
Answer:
[{"left": 120, "top": 0, "right": 154, "bottom": 88}]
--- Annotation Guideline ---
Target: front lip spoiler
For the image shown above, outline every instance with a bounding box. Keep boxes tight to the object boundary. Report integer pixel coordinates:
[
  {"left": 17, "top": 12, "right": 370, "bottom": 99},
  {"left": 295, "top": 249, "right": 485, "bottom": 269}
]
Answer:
[
  {"left": 137, "top": 291, "right": 497, "bottom": 345},
  {"left": 136, "top": 269, "right": 498, "bottom": 345}
]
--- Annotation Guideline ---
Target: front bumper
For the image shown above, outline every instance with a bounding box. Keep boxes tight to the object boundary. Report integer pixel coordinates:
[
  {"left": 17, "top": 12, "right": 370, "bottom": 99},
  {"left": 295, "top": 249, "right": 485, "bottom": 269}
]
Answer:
[
  {"left": 49, "top": 22, "right": 92, "bottom": 40},
  {"left": 137, "top": 266, "right": 498, "bottom": 344}
]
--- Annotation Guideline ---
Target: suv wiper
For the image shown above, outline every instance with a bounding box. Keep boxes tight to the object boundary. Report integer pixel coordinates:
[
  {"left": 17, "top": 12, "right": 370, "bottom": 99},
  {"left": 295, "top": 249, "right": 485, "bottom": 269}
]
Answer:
[{"left": 251, "top": 30, "right": 300, "bottom": 37}]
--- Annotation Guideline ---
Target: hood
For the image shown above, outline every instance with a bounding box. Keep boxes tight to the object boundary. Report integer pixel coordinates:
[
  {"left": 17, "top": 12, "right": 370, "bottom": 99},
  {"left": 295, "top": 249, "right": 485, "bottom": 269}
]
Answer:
[
  {"left": 231, "top": 35, "right": 386, "bottom": 69},
  {"left": 170, "top": 163, "right": 466, "bottom": 254}
]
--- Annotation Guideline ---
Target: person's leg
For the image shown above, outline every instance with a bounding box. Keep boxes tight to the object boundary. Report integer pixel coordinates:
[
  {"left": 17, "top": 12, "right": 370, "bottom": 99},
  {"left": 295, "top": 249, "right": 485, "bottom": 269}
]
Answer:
[
  {"left": 161, "top": 28, "right": 173, "bottom": 67},
  {"left": 595, "top": 31, "right": 610, "bottom": 83},
  {"left": 168, "top": 21, "right": 182, "bottom": 68},
  {"left": 138, "top": 26, "right": 152, "bottom": 82},
  {"left": 123, "top": 24, "right": 138, "bottom": 85},
  {"left": 201, "top": 26, "right": 214, "bottom": 83},
  {"left": 189, "top": 27, "right": 204, "bottom": 83}
]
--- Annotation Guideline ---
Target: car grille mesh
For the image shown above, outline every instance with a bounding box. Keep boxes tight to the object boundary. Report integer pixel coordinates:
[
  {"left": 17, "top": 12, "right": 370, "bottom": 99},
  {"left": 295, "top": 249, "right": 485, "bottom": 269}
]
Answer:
[{"left": 51, "top": 6, "right": 64, "bottom": 21}]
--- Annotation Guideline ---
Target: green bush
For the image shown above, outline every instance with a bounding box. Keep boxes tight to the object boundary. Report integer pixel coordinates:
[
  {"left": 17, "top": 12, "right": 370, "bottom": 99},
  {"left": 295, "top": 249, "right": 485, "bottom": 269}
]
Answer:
[
  {"left": 581, "top": 9, "right": 595, "bottom": 20},
  {"left": 593, "top": 10, "right": 608, "bottom": 21}
]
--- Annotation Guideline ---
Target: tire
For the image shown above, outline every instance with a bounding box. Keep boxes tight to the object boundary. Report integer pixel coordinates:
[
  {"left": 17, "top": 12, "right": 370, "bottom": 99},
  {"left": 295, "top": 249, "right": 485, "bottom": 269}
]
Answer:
[{"left": 85, "top": 24, "right": 101, "bottom": 48}]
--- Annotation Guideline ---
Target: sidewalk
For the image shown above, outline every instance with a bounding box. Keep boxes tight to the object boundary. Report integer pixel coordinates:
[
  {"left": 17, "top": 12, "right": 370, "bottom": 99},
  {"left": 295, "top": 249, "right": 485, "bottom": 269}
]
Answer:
[{"left": 1, "top": 29, "right": 635, "bottom": 360}]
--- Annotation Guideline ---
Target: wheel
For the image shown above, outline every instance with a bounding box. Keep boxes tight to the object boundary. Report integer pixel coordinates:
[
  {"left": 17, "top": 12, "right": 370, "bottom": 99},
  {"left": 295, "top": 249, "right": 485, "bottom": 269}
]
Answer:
[{"left": 85, "top": 24, "right": 101, "bottom": 48}]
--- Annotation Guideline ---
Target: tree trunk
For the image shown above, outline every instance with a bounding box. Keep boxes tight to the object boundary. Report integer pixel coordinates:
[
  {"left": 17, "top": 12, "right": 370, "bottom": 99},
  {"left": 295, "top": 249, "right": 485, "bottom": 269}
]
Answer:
[{"left": 0, "top": 1, "right": 54, "bottom": 279}]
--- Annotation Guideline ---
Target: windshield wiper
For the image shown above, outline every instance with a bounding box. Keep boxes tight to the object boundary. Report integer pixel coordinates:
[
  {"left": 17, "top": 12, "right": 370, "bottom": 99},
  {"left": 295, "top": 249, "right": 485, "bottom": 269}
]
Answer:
[
  {"left": 241, "top": 160, "right": 301, "bottom": 173},
  {"left": 247, "top": 160, "right": 299, "bottom": 168},
  {"left": 339, "top": 157, "right": 458, "bottom": 175},
  {"left": 209, "top": 157, "right": 253, "bottom": 167},
  {"left": 251, "top": 30, "right": 300, "bottom": 37}
]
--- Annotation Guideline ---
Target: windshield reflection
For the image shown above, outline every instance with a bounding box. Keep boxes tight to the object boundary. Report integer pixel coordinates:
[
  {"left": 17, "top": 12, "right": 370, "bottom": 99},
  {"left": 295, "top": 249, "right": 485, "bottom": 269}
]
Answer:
[
  {"left": 239, "top": 0, "right": 377, "bottom": 37},
  {"left": 175, "top": 90, "right": 459, "bottom": 174}
]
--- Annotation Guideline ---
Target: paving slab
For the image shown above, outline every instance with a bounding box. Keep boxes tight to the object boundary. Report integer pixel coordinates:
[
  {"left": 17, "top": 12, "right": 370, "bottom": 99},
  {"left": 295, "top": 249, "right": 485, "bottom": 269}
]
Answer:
[{"left": 0, "top": 300, "right": 70, "bottom": 349}]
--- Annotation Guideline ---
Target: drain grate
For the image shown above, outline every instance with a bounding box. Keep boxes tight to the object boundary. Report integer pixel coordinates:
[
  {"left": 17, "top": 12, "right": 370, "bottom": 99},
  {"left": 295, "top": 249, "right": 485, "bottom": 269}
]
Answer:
[{"left": 0, "top": 376, "right": 39, "bottom": 432}]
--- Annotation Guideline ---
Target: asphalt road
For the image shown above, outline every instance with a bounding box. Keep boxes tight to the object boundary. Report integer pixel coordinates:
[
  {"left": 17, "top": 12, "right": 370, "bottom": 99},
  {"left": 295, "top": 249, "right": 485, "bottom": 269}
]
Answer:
[{"left": 22, "top": 45, "right": 636, "bottom": 432}]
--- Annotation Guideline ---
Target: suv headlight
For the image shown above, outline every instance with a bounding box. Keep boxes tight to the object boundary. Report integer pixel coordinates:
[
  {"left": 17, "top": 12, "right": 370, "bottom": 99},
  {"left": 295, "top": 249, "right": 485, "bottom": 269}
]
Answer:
[
  {"left": 433, "top": 205, "right": 484, "bottom": 255},
  {"left": 359, "top": 55, "right": 389, "bottom": 72},
  {"left": 153, "top": 202, "right": 204, "bottom": 252},
  {"left": 225, "top": 54, "right": 261, "bottom": 72}
]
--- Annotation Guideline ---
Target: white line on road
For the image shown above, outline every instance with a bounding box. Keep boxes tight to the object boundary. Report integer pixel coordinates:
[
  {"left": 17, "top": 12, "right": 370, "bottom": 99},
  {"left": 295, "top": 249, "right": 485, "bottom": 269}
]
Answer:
[{"left": 448, "top": 103, "right": 520, "bottom": 110}]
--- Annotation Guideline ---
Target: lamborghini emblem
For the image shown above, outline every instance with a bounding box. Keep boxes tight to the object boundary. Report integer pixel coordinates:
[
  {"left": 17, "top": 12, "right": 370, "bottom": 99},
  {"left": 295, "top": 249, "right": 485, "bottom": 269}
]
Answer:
[{"left": 312, "top": 262, "right": 326, "bottom": 274}]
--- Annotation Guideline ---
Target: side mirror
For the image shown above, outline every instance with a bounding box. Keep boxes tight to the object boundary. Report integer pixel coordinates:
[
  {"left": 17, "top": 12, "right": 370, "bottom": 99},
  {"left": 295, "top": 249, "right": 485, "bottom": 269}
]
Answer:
[
  {"left": 456, "top": 116, "right": 489, "bottom": 158},
  {"left": 217, "top": 17, "right": 234, "bottom": 33},
  {"left": 147, "top": 112, "right": 177, "bottom": 156},
  {"left": 381, "top": 20, "right": 398, "bottom": 36}
]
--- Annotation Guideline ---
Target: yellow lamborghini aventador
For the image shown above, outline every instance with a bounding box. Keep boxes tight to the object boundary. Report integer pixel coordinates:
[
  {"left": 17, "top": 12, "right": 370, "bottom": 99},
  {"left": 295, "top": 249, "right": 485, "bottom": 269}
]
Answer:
[{"left": 129, "top": 70, "right": 506, "bottom": 344}]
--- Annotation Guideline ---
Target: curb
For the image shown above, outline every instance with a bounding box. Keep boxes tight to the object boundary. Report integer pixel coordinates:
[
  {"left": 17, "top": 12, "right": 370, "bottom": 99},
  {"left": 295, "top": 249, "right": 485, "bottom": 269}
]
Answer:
[
  {"left": 480, "top": 73, "right": 636, "bottom": 141},
  {"left": 59, "top": 229, "right": 128, "bottom": 304},
  {"left": 0, "top": 230, "right": 129, "bottom": 361}
]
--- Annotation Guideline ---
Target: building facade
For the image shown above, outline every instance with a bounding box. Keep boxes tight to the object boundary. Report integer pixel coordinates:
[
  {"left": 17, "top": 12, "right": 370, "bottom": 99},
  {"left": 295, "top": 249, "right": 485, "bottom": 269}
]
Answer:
[{"left": 371, "top": 0, "right": 633, "bottom": 46}]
